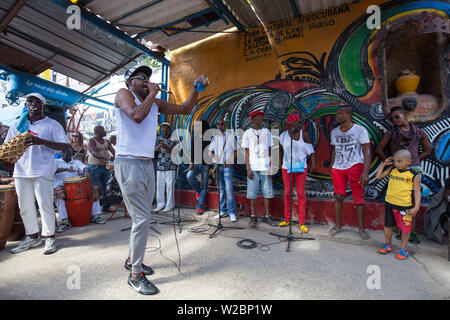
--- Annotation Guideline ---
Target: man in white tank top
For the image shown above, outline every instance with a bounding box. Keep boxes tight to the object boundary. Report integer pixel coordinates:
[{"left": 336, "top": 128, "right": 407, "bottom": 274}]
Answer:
[{"left": 114, "top": 65, "right": 208, "bottom": 295}]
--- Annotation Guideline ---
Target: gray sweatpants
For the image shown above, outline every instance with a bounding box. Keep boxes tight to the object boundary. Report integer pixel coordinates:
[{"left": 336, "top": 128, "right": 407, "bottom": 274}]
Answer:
[{"left": 115, "top": 157, "right": 155, "bottom": 274}]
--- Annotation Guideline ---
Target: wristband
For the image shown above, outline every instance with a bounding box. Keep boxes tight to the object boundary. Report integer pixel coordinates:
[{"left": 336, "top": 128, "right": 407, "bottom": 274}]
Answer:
[{"left": 195, "top": 81, "right": 205, "bottom": 92}]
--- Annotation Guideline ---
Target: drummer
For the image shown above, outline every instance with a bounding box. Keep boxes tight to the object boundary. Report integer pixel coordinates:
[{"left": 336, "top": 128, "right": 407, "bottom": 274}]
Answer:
[
  {"left": 4, "top": 93, "right": 69, "bottom": 255},
  {"left": 54, "top": 150, "right": 106, "bottom": 233}
]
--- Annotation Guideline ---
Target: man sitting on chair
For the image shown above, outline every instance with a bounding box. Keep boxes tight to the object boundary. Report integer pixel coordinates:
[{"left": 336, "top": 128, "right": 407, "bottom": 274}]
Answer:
[{"left": 54, "top": 150, "right": 106, "bottom": 233}]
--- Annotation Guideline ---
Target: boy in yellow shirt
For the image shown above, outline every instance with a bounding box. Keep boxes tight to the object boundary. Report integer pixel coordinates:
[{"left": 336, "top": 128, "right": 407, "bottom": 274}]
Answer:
[{"left": 375, "top": 149, "right": 421, "bottom": 260}]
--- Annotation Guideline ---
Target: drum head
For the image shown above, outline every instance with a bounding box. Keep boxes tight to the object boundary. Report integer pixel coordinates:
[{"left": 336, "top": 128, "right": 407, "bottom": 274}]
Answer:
[{"left": 64, "top": 175, "right": 88, "bottom": 183}]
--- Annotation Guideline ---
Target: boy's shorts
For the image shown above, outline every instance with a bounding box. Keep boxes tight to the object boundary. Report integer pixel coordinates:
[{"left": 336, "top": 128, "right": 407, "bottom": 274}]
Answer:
[
  {"left": 247, "top": 170, "right": 273, "bottom": 199},
  {"left": 331, "top": 163, "right": 365, "bottom": 204},
  {"left": 385, "top": 203, "right": 412, "bottom": 233}
]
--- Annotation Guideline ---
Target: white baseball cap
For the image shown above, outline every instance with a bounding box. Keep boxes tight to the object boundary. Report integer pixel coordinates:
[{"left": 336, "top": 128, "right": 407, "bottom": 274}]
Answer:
[{"left": 25, "top": 92, "right": 46, "bottom": 104}]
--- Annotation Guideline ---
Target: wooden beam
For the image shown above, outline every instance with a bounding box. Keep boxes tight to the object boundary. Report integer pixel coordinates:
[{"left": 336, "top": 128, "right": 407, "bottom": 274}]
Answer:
[{"left": 0, "top": 0, "right": 28, "bottom": 34}]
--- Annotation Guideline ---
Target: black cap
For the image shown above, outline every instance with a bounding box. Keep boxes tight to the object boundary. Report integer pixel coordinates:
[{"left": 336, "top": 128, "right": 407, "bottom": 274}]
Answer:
[{"left": 124, "top": 65, "right": 153, "bottom": 81}]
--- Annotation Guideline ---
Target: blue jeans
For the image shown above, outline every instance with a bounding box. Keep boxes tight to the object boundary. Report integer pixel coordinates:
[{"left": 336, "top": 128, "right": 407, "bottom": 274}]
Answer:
[
  {"left": 217, "top": 165, "right": 235, "bottom": 215},
  {"left": 186, "top": 164, "right": 210, "bottom": 210},
  {"left": 88, "top": 164, "right": 111, "bottom": 211}
]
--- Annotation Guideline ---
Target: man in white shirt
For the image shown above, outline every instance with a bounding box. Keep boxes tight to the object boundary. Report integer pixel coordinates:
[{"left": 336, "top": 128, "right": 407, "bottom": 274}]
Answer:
[
  {"left": 54, "top": 150, "right": 105, "bottom": 233},
  {"left": 114, "top": 65, "right": 208, "bottom": 295},
  {"left": 242, "top": 110, "right": 277, "bottom": 228},
  {"left": 329, "top": 105, "right": 371, "bottom": 240},
  {"left": 209, "top": 118, "right": 238, "bottom": 222},
  {"left": 4, "top": 93, "right": 69, "bottom": 254}
]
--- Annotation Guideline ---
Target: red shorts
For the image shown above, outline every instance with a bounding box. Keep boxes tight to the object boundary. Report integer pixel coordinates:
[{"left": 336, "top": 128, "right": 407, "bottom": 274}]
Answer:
[
  {"left": 385, "top": 204, "right": 413, "bottom": 233},
  {"left": 331, "top": 163, "right": 365, "bottom": 205}
]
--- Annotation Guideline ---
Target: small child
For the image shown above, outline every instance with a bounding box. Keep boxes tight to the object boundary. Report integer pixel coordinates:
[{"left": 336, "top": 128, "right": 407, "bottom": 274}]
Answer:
[{"left": 375, "top": 149, "right": 421, "bottom": 260}]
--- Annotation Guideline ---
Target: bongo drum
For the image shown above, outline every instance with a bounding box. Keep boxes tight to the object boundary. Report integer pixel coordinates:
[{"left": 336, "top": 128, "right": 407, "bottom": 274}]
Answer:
[
  {"left": 63, "top": 176, "right": 93, "bottom": 227},
  {"left": 0, "top": 184, "right": 16, "bottom": 250}
]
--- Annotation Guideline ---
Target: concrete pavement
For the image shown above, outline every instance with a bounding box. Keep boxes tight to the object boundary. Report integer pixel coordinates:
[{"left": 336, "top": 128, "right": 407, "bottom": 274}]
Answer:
[{"left": 0, "top": 207, "right": 449, "bottom": 300}]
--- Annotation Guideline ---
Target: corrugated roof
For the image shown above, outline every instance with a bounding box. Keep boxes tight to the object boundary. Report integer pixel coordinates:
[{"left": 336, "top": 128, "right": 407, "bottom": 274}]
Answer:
[{"left": 0, "top": 0, "right": 357, "bottom": 86}]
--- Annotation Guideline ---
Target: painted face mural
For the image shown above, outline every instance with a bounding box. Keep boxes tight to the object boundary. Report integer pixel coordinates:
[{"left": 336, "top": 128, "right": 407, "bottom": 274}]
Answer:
[{"left": 169, "top": 0, "right": 450, "bottom": 202}]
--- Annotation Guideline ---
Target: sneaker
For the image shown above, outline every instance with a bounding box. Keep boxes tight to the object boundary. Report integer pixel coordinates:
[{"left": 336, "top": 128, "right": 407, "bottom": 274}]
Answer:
[
  {"left": 278, "top": 221, "right": 290, "bottom": 227},
  {"left": 249, "top": 216, "right": 257, "bottom": 228},
  {"left": 229, "top": 213, "right": 237, "bottom": 222},
  {"left": 90, "top": 215, "right": 106, "bottom": 224},
  {"left": 56, "top": 219, "right": 71, "bottom": 233},
  {"left": 262, "top": 215, "right": 277, "bottom": 226},
  {"left": 395, "top": 248, "right": 409, "bottom": 260},
  {"left": 10, "top": 235, "right": 43, "bottom": 254},
  {"left": 161, "top": 207, "right": 174, "bottom": 212},
  {"left": 196, "top": 208, "right": 204, "bottom": 215},
  {"left": 127, "top": 272, "right": 159, "bottom": 295},
  {"left": 43, "top": 237, "right": 57, "bottom": 255},
  {"left": 409, "top": 231, "right": 420, "bottom": 244},
  {"left": 124, "top": 259, "right": 155, "bottom": 276},
  {"left": 328, "top": 226, "right": 341, "bottom": 237},
  {"left": 378, "top": 244, "right": 393, "bottom": 254},
  {"left": 299, "top": 224, "right": 309, "bottom": 233},
  {"left": 152, "top": 206, "right": 164, "bottom": 213},
  {"left": 359, "top": 230, "right": 370, "bottom": 240},
  {"left": 214, "top": 212, "right": 229, "bottom": 219}
]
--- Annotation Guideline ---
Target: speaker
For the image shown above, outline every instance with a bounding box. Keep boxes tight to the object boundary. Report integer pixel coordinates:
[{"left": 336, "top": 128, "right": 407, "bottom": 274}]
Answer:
[{"left": 44, "top": 105, "right": 67, "bottom": 133}]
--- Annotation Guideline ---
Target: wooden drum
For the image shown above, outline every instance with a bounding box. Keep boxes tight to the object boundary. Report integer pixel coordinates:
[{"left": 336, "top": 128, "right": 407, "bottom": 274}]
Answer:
[
  {"left": 0, "top": 184, "right": 16, "bottom": 250},
  {"left": 63, "top": 176, "right": 93, "bottom": 227}
]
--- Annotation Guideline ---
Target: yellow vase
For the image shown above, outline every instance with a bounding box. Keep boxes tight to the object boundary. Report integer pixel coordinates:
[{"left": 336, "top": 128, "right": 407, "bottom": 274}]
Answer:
[{"left": 395, "top": 69, "right": 420, "bottom": 94}]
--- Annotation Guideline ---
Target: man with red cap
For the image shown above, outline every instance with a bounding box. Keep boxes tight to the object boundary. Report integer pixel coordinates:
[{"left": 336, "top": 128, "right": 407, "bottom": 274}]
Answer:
[
  {"left": 242, "top": 110, "right": 277, "bottom": 228},
  {"left": 279, "top": 113, "right": 315, "bottom": 232}
]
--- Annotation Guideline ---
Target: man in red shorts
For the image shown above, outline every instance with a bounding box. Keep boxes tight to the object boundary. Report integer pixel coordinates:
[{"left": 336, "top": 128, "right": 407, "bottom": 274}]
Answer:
[{"left": 329, "top": 105, "right": 371, "bottom": 240}]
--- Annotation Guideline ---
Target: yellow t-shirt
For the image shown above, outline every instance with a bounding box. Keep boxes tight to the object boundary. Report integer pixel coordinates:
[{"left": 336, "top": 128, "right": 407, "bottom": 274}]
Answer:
[{"left": 385, "top": 168, "right": 418, "bottom": 208}]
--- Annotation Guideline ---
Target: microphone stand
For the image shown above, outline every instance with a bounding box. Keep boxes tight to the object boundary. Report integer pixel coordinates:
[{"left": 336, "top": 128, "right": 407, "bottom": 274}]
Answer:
[
  {"left": 158, "top": 164, "right": 197, "bottom": 233},
  {"left": 270, "top": 128, "right": 314, "bottom": 252},
  {"left": 209, "top": 163, "right": 243, "bottom": 238}
]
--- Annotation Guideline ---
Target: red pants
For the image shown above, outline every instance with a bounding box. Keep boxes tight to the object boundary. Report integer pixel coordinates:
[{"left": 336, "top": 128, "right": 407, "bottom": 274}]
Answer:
[{"left": 282, "top": 168, "right": 307, "bottom": 224}]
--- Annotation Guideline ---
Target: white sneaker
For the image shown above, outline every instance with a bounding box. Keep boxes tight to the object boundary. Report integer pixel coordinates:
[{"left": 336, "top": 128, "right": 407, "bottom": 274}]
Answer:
[
  {"left": 229, "top": 214, "right": 237, "bottom": 222},
  {"left": 152, "top": 206, "right": 164, "bottom": 213},
  {"left": 161, "top": 207, "right": 174, "bottom": 212},
  {"left": 214, "top": 212, "right": 229, "bottom": 219},
  {"left": 43, "top": 237, "right": 57, "bottom": 255},
  {"left": 10, "top": 235, "right": 43, "bottom": 254}
]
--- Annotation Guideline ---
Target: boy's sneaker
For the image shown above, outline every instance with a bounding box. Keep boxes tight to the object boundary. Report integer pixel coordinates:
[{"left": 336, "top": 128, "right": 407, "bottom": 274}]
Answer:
[
  {"left": 249, "top": 216, "right": 257, "bottom": 228},
  {"left": 10, "top": 235, "right": 43, "bottom": 254},
  {"left": 279, "top": 221, "right": 290, "bottom": 227},
  {"left": 124, "top": 260, "right": 155, "bottom": 276},
  {"left": 229, "top": 213, "right": 237, "bottom": 222},
  {"left": 43, "top": 237, "right": 57, "bottom": 255},
  {"left": 409, "top": 231, "right": 420, "bottom": 244},
  {"left": 127, "top": 272, "right": 159, "bottom": 295},
  {"left": 377, "top": 244, "right": 393, "bottom": 254},
  {"left": 396, "top": 248, "right": 409, "bottom": 260},
  {"left": 299, "top": 224, "right": 309, "bottom": 233}
]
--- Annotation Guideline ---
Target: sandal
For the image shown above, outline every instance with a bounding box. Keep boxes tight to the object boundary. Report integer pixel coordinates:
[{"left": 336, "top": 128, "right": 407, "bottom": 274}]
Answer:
[{"left": 328, "top": 226, "right": 341, "bottom": 236}]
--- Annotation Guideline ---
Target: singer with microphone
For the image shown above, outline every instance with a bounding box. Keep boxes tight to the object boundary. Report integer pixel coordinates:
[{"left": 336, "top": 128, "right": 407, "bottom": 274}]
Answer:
[
  {"left": 278, "top": 113, "right": 315, "bottom": 232},
  {"left": 114, "top": 65, "right": 208, "bottom": 295}
]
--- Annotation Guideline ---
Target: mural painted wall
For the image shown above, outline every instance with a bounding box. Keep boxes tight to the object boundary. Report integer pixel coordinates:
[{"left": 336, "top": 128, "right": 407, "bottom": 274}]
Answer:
[{"left": 168, "top": 0, "right": 450, "bottom": 201}]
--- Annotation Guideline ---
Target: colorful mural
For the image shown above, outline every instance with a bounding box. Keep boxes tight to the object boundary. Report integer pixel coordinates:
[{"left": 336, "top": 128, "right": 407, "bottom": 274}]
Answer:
[{"left": 169, "top": 0, "right": 450, "bottom": 201}]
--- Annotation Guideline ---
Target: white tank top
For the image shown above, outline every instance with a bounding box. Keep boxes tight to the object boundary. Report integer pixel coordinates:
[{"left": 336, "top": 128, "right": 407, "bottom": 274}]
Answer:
[
  {"left": 280, "top": 130, "right": 314, "bottom": 169},
  {"left": 114, "top": 90, "right": 158, "bottom": 158}
]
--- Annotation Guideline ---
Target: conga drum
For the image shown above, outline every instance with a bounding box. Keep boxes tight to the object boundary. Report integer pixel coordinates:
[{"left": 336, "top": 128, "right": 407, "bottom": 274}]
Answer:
[
  {"left": 8, "top": 205, "right": 25, "bottom": 241},
  {"left": 63, "top": 176, "right": 93, "bottom": 227},
  {"left": 0, "top": 184, "right": 16, "bottom": 250}
]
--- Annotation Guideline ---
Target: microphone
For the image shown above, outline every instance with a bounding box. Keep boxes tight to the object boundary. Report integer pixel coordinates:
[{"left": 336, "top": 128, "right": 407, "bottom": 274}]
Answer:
[{"left": 157, "top": 83, "right": 172, "bottom": 94}]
